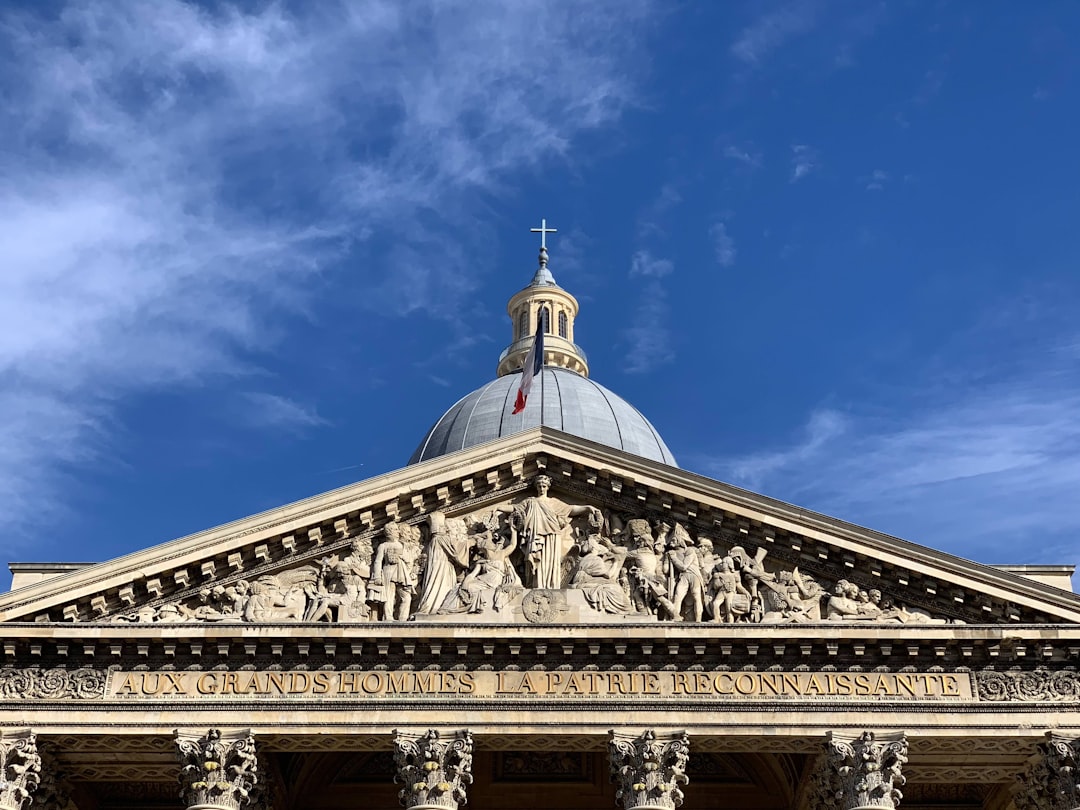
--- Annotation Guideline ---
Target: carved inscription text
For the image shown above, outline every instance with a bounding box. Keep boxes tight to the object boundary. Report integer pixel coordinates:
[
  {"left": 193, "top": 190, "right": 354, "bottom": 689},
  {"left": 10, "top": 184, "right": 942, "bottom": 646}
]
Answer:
[{"left": 107, "top": 670, "right": 973, "bottom": 701}]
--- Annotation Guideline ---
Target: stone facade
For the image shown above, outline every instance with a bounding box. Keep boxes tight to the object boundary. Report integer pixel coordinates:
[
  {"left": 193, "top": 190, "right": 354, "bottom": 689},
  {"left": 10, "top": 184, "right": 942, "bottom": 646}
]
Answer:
[{"left": 0, "top": 431, "right": 1078, "bottom": 810}]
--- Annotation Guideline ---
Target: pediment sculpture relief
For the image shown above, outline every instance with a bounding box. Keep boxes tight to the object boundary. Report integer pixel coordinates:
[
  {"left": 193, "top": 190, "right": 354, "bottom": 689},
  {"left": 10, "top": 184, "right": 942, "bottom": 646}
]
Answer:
[{"left": 111, "top": 476, "right": 955, "bottom": 626}]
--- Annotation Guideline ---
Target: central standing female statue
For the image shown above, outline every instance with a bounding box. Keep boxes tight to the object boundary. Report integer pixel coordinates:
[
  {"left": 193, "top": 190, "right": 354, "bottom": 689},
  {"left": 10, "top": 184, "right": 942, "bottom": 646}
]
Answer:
[{"left": 500, "top": 474, "right": 601, "bottom": 589}]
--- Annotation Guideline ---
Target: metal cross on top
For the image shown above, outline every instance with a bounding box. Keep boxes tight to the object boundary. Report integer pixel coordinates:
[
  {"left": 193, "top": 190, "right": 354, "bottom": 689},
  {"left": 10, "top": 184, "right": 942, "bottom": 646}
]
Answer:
[{"left": 530, "top": 218, "right": 557, "bottom": 249}]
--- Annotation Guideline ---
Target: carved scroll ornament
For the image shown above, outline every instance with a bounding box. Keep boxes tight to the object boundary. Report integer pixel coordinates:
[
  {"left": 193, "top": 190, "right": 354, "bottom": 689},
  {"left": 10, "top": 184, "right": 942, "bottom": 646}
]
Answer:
[
  {"left": 0, "top": 669, "right": 106, "bottom": 700},
  {"left": 0, "top": 729, "right": 41, "bottom": 810},
  {"left": 34, "top": 744, "right": 76, "bottom": 810},
  {"left": 1014, "top": 734, "right": 1080, "bottom": 810},
  {"left": 175, "top": 728, "right": 258, "bottom": 810},
  {"left": 392, "top": 729, "right": 474, "bottom": 810},
  {"left": 812, "top": 731, "right": 908, "bottom": 810},
  {"left": 977, "top": 670, "right": 1080, "bottom": 702},
  {"left": 608, "top": 729, "right": 690, "bottom": 810}
]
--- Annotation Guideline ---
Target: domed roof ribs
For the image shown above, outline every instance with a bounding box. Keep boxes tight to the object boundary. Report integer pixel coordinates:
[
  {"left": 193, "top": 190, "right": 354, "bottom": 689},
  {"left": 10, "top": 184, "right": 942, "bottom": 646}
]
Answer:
[
  {"left": 495, "top": 370, "right": 519, "bottom": 439},
  {"left": 408, "top": 223, "right": 677, "bottom": 466},
  {"left": 628, "top": 399, "right": 676, "bottom": 466},
  {"left": 591, "top": 379, "right": 625, "bottom": 452},
  {"left": 549, "top": 367, "right": 565, "bottom": 431},
  {"left": 410, "top": 390, "right": 472, "bottom": 464},
  {"left": 459, "top": 376, "right": 504, "bottom": 451}
]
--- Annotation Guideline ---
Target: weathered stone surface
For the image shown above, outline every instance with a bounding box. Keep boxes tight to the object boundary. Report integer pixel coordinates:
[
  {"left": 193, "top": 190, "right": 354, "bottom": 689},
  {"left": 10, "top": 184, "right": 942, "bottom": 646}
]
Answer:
[
  {"left": 175, "top": 728, "right": 258, "bottom": 810},
  {"left": 811, "top": 731, "right": 908, "bottom": 810},
  {"left": 1014, "top": 734, "right": 1080, "bottom": 810},
  {"left": 0, "top": 729, "right": 41, "bottom": 810},
  {"left": 392, "top": 729, "right": 474, "bottom": 810},
  {"left": 608, "top": 729, "right": 690, "bottom": 810}
]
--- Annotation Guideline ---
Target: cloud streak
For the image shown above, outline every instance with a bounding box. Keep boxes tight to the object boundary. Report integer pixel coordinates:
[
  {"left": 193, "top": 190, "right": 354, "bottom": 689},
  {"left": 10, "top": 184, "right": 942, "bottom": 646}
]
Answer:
[
  {"left": 0, "top": 0, "right": 653, "bottom": 545},
  {"left": 710, "top": 222, "right": 737, "bottom": 267},
  {"left": 704, "top": 315, "right": 1080, "bottom": 565},
  {"left": 731, "top": 1, "right": 818, "bottom": 66},
  {"left": 791, "top": 144, "right": 819, "bottom": 181}
]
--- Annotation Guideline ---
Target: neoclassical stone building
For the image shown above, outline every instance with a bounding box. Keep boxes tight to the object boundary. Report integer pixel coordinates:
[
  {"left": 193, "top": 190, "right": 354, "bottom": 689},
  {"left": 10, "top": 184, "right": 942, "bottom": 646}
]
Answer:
[{"left": 2, "top": 235, "right": 1079, "bottom": 810}]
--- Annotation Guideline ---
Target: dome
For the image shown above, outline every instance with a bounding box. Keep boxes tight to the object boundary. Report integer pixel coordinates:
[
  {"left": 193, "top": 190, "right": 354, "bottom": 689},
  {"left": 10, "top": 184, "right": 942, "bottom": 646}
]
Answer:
[{"left": 409, "top": 367, "right": 677, "bottom": 466}]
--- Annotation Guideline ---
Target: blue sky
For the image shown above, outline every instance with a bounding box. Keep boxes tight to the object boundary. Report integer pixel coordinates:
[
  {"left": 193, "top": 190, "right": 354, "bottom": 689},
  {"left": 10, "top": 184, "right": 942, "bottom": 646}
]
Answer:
[{"left": 2, "top": 1, "right": 1079, "bottom": 585}]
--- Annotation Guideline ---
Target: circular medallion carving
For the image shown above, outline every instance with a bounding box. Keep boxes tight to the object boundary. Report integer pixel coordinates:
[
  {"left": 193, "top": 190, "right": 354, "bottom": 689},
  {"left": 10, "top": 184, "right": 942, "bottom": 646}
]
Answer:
[{"left": 522, "top": 589, "right": 560, "bottom": 623}]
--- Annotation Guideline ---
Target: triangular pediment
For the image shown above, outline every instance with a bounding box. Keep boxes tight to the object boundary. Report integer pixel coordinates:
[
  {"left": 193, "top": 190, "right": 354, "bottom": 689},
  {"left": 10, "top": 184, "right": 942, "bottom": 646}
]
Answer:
[{"left": 3, "top": 427, "right": 1078, "bottom": 626}]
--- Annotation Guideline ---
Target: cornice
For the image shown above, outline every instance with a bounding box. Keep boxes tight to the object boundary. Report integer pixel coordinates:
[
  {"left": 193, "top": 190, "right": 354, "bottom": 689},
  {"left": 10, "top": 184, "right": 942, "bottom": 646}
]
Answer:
[{"left": 3, "top": 427, "right": 1078, "bottom": 625}]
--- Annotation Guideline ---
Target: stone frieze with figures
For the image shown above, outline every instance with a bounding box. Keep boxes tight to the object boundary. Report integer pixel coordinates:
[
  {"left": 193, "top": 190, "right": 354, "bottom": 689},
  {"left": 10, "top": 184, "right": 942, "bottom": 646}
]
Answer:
[{"left": 106, "top": 476, "right": 957, "bottom": 627}]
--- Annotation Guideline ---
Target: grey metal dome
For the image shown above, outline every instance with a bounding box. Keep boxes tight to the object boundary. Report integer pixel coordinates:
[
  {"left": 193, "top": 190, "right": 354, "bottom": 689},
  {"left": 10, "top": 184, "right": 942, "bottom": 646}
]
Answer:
[{"left": 409, "top": 367, "right": 677, "bottom": 466}]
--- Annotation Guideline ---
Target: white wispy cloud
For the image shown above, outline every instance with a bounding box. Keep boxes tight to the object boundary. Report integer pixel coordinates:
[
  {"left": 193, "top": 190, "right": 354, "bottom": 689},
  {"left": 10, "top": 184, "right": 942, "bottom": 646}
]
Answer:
[
  {"left": 710, "top": 222, "right": 737, "bottom": 267},
  {"left": 864, "top": 169, "right": 890, "bottom": 190},
  {"left": 637, "top": 184, "right": 683, "bottom": 239},
  {"left": 241, "top": 393, "right": 328, "bottom": 434},
  {"left": 630, "top": 250, "right": 675, "bottom": 279},
  {"left": 701, "top": 308, "right": 1080, "bottom": 565},
  {"left": 723, "top": 145, "right": 762, "bottom": 168},
  {"left": 622, "top": 282, "right": 674, "bottom": 374},
  {"left": 0, "top": 0, "right": 654, "bottom": 544},
  {"left": 791, "top": 144, "right": 819, "bottom": 181},
  {"left": 730, "top": 0, "right": 818, "bottom": 66}
]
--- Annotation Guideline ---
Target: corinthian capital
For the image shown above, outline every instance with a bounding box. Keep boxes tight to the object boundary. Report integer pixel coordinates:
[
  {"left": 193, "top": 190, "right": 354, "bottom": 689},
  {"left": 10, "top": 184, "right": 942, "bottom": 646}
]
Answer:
[
  {"left": 175, "top": 728, "right": 258, "bottom": 810},
  {"left": 813, "top": 731, "right": 908, "bottom": 810},
  {"left": 35, "top": 744, "right": 75, "bottom": 810},
  {"left": 1014, "top": 734, "right": 1080, "bottom": 810},
  {"left": 0, "top": 729, "right": 41, "bottom": 810},
  {"left": 392, "top": 729, "right": 474, "bottom": 810},
  {"left": 608, "top": 729, "right": 690, "bottom": 810}
]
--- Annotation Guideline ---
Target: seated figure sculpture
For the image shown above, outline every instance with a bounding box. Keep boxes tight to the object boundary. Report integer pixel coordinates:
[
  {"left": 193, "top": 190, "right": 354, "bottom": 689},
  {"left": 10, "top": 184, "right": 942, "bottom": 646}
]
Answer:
[
  {"left": 571, "top": 534, "right": 634, "bottom": 615},
  {"left": 437, "top": 527, "right": 521, "bottom": 615}
]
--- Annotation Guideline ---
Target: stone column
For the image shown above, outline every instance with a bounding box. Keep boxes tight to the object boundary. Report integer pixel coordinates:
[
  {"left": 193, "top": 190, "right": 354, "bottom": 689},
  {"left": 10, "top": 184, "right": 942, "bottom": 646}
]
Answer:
[
  {"left": 392, "top": 729, "right": 474, "bottom": 810},
  {"left": 1014, "top": 733, "right": 1080, "bottom": 810},
  {"left": 34, "top": 744, "right": 76, "bottom": 810},
  {"left": 175, "top": 728, "right": 259, "bottom": 810},
  {"left": 607, "top": 729, "right": 690, "bottom": 810},
  {"left": 811, "top": 731, "right": 908, "bottom": 810},
  {"left": 0, "top": 729, "right": 41, "bottom": 810}
]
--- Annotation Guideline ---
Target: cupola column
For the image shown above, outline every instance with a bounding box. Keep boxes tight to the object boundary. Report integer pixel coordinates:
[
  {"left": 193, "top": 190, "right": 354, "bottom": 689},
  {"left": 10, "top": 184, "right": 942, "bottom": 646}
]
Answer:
[{"left": 496, "top": 220, "right": 589, "bottom": 378}]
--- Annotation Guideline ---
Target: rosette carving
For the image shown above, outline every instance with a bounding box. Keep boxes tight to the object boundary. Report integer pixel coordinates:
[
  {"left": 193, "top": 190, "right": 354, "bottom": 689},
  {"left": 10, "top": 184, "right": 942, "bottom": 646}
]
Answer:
[
  {"left": 976, "top": 670, "right": 1080, "bottom": 702},
  {"left": 608, "top": 729, "right": 690, "bottom": 810},
  {"left": 1014, "top": 734, "right": 1080, "bottom": 810},
  {"left": 392, "top": 729, "right": 473, "bottom": 810},
  {"left": 813, "top": 731, "right": 908, "bottom": 810},
  {"left": 0, "top": 729, "right": 41, "bottom": 810},
  {"left": 175, "top": 729, "right": 258, "bottom": 810},
  {"left": 0, "top": 668, "right": 105, "bottom": 700}
]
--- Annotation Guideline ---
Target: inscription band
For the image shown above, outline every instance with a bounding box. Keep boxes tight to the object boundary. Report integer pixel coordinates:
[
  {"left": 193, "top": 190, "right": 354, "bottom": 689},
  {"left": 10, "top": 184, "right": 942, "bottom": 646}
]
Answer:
[{"left": 107, "top": 670, "right": 973, "bottom": 701}]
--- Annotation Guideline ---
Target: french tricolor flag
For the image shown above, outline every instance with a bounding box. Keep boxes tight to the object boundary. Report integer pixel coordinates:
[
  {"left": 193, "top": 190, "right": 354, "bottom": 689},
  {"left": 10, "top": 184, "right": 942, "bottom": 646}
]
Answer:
[{"left": 512, "top": 309, "right": 546, "bottom": 414}]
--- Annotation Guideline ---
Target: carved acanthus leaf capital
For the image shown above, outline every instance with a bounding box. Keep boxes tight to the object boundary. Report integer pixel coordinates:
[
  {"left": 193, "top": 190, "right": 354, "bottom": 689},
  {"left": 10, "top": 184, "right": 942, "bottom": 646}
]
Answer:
[
  {"left": 393, "top": 729, "right": 474, "bottom": 810},
  {"left": 175, "top": 728, "right": 258, "bottom": 810},
  {"left": 1014, "top": 734, "right": 1080, "bottom": 810},
  {"left": 608, "top": 729, "right": 690, "bottom": 810},
  {"left": 0, "top": 729, "right": 41, "bottom": 810},
  {"left": 813, "top": 731, "right": 908, "bottom": 810},
  {"left": 34, "top": 744, "right": 76, "bottom": 810}
]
